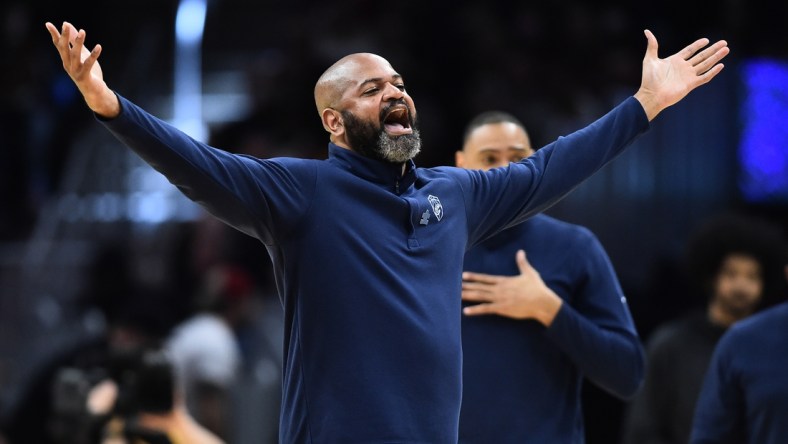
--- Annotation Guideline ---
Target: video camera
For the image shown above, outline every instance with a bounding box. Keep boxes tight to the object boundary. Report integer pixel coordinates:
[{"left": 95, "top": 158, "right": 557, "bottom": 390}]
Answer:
[{"left": 51, "top": 348, "right": 175, "bottom": 444}]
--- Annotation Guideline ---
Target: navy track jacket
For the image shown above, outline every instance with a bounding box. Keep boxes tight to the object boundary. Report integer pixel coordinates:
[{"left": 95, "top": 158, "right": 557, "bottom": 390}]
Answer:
[
  {"left": 460, "top": 215, "right": 645, "bottom": 443},
  {"left": 691, "top": 302, "right": 788, "bottom": 444},
  {"left": 100, "top": 94, "right": 648, "bottom": 443}
]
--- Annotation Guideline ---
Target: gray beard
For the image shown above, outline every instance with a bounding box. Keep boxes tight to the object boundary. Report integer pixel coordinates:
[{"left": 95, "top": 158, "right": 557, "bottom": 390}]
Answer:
[
  {"left": 376, "top": 130, "right": 421, "bottom": 163},
  {"left": 341, "top": 108, "right": 422, "bottom": 164}
]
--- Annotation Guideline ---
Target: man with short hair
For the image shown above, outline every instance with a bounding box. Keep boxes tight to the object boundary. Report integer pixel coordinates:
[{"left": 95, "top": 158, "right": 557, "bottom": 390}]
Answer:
[
  {"left": 456, "top": 111, "right": 645, "bottom": 443},
  {"left": 46, "top": 20, "right": 727, "bottom": 442}
]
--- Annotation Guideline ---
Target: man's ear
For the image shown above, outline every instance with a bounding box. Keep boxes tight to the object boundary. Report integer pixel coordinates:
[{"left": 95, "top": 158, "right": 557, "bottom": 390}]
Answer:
[
  {"left": 321, "top": 108, "right": 344, "bottom": 137},
  {"left": 455, "top": 150, "right": 466, "bottom": 168}
]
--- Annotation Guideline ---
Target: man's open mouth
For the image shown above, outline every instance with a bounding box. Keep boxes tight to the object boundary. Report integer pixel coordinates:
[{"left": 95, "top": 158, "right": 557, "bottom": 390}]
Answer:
[{"left": 382, "top": 106, "right": 413, "bottom": 136}]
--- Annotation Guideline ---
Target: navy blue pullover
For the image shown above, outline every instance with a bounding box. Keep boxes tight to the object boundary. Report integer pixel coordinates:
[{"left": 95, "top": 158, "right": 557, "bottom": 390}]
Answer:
[
  {"left": 691, "top": 302, "right": 788, "bottom": 444},
  {"left": 459, "top": 215, "right": 644, "bottom": 443},
  {"left": 100, "top": 94, "right": 648, "bottom": 443}
]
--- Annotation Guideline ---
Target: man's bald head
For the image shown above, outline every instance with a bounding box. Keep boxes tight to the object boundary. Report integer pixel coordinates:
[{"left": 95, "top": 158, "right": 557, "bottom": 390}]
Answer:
[{"left": 314, "top": 53, "right": 394, "bottom": 114}]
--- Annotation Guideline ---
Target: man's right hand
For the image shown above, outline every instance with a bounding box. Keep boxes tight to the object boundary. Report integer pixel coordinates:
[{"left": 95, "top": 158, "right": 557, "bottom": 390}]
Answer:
[
  {"left": 461, "top": 250, "right": 563, "bottom": 327},
  {"left": 45, "top": 21, "right": 120, "bottom": 118}
]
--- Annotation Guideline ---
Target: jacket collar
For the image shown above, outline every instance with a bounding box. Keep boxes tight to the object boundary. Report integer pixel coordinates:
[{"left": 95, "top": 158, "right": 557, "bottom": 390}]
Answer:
[{"left": 326, "top": 143, "right": 417, "bottom": 194}]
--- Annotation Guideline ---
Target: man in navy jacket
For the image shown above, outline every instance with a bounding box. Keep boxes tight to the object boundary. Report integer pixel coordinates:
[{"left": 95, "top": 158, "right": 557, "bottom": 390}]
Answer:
[
  {"left": 46, "top": 21, "right": 728, "bottom": 443},
  {"left": 455, "top": 111, "right": 644, "bottom": 443}
]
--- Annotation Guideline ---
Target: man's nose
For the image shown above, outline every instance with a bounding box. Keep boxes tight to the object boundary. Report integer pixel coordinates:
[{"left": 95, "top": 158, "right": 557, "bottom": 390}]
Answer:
[{"left": 382, "top": 82, "right": 404, "bottom": 101}]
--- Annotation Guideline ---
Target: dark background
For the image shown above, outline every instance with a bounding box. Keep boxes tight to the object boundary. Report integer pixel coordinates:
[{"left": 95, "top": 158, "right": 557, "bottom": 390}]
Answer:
[{"left": 1, "top": 0, "right": 787, "bottom": 442}]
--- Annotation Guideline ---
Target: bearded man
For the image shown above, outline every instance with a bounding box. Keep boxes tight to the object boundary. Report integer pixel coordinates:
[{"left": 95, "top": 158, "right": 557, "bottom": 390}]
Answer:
[{"left": 47, "top": 20, "right": 728, "bottom": 442}]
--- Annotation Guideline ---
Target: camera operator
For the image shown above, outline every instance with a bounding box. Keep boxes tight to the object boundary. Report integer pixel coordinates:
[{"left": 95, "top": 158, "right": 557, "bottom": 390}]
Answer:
[{"left": 90, "top": 349, "right": 224, "bottom": 444}]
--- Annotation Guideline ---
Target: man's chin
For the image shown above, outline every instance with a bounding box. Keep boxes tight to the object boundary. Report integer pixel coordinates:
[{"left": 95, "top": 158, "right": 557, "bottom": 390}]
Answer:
[
  {"left": 377, "top": 132, "right": 421, "bottom": 164},
  {"left": 725, "top": 298, "right": 760, "bottom": 316}
]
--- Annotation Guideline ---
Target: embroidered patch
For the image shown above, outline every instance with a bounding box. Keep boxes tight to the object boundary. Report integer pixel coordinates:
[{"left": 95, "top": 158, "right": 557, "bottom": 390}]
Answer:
[
  {"left": 420, "top": 210, "right": 431, "bottom": 225},
  {"left": 428, "top": 195, "right": 443, "bottom": 221}
]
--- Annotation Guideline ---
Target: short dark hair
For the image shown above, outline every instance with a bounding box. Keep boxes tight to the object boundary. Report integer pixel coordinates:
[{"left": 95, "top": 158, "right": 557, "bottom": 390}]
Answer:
[
  {"left": 685, "top": 212, "right": 787, "bottom": 304},
  {"left": 462, "top": 111, "right": 526, "bottom": 147}
]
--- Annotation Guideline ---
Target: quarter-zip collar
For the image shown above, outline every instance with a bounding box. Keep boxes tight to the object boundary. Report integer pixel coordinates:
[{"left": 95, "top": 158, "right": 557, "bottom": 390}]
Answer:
[{"left": 326, "top": 143, "right": 417, "bottom": 195}]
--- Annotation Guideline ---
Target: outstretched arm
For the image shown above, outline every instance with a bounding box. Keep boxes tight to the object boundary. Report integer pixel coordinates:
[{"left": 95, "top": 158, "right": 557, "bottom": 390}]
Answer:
[
  {"left": 45, "top": 21, "right": 119, "bottom": 118},
  {"left": 43, "top": 21, "right": 316, "bottom": 244},
  {"left": 634, "top": 30, "right": 729, "bottom": 121},
  {"left": 459, "top": 31, "right": 729, "bottom": 246}
]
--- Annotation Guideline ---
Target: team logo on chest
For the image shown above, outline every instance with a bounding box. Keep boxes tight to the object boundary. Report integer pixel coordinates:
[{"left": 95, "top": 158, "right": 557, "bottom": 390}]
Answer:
[
  {"left": 428, "top": 195, "right": 443, "bottom": 221},
  {"left": 420, "top": 195, "right": 444, "bottom": 226}
]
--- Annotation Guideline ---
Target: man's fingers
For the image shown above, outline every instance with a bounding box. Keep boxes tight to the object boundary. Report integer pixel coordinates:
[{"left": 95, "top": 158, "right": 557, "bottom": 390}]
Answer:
[
  {"left": 87, "top": 44, "right": 103, "bottom": 65},
  {"left": 692, "top": 45, "right": 730, "bottom": 75},
  {"left": 695, "top": 63, "right": 725, "bottom": 87},
  {"left": 461, "top": 290, "right": 493, "bottom": 303},
  {"left": 679, "top": 37, "right": 711, "bottom": 61},
  {"left": 687, "top": 40, "right": 728, "bottom": 66},
  {"left": 692, "top": 51, "right": 725, "bottom": 77},
  {"left": 79, "top": 43, "right": 102, "bottom": 78},
  {"left": 62, "top": 22, "right": 80, "bottom": 55},
  {"left": 45, "top": 22, "right": 70, "bottom": 62},
  {"left": 75, "top": 29, "right": 87, "bottom": 48},
  {"left": 62, "top": 21, "right": 78, "bottom": 36},
  {"left": 461, "top": 281, "right": 493, "bottom": 293},
  {"left": 688, "top": 40, "right": 729, "bottom": 68},
  {"left": 690, "top": 44, "right": 728, "bottom": 88},
  {"left": 462, "top": 303, "right": 498, "bottom": 317},
  {"left": 643, "top": 29, "right": 658, "bottom": 60},
  {"left": 70, "top": 29, "right": 89, "bottom": 60},
  {"left": 48, "top": 22, "right": 102, "bottom": 79},
  {"left": 62, "top": 22, "right": 74, "bottom": 45},
  {"left": 45, "top": 22, "right": 60, "bottom": 42},
  {"left": 77, "top": 30, "right": 97, "bottom": 63},
  {"left": 462, "top": 271, "right": 501, "bottom": 284},
  {"left": 515, "top": 250, "right": 531, "bottom": 275}
]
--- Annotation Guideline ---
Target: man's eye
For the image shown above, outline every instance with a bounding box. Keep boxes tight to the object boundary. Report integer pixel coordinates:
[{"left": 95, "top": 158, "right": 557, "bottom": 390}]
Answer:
[
  {"left": 395, "top": 84, "right": 406, "bottom": 91},
  {"left": 364, "top": 88, "right": 379, "bottom": 95},
  {"left": 483, "top": 156, "right": 497, "bottom": 165}
]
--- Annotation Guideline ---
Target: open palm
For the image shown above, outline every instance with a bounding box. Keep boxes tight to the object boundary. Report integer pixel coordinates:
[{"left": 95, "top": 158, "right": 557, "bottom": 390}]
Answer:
[{"left": 636, "top": 30, "right": 729, "bottom": 119}]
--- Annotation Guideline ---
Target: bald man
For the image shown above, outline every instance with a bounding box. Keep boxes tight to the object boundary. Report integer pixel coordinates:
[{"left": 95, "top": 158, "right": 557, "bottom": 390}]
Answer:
[{"left": 47, "top": 21, "right": 728, "bottom": 442}]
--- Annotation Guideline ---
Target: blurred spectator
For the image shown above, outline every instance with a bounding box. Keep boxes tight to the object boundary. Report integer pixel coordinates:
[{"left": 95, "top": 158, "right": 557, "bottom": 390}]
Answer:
[
  {"left": 0, "top": 243, "right": 171, "bottom": 444},
  {"left": 690, "top": 261, "right": 788, "bottom": 444},
  {"left": 165, "top": 263, "right": 254, "bottom": 439},
  {"left": 96, "top": 349, "right": 224, "bottom": 444},
  {"left": 164, "top": 210, "right": 282, "bottom": 443},
  {"left": 621, "top": 212, "right": 787, "bottom": 444},
  {"left": 0, "top": 301, "right": 172, "bottom": 444},
  {"left": 227, "top": 286, "right": 283, "bottom": 444}
]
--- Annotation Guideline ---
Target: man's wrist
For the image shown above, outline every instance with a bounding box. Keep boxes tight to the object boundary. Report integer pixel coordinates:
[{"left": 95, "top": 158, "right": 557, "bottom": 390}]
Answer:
[
  {"left": 633, "top": 89, "right": 661, "bottom": 122},
  {"left": 537, "top": 292, "right": 563, "bottom": 327},
  {"left": 85, "top": 88, "right": 120, "bottom": 119}
]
